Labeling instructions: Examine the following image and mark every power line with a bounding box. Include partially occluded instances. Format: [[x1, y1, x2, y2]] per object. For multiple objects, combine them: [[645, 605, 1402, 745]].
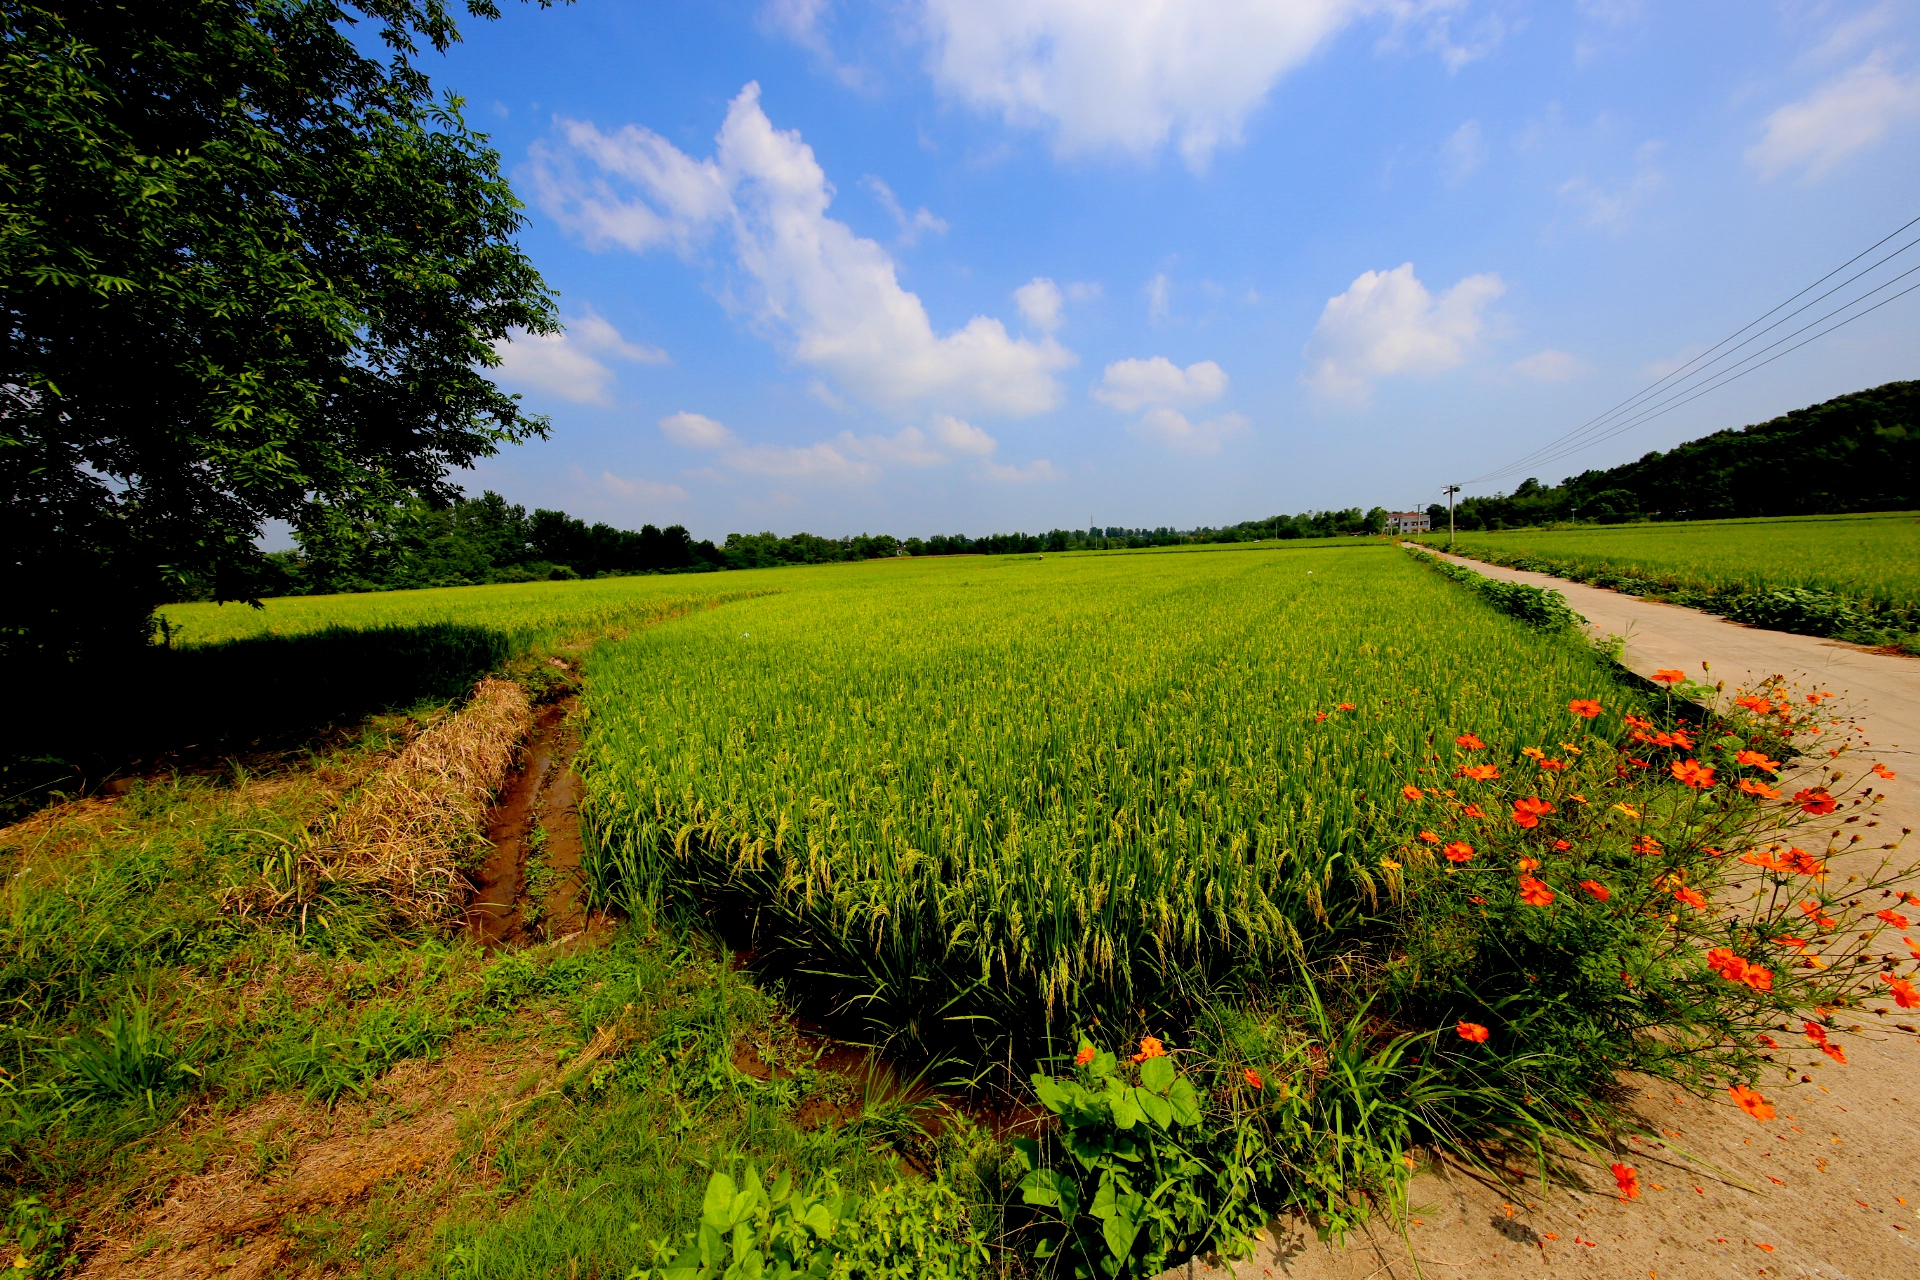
[[1480, 263, 1920, 481], [1459, 213, 1920, 490]]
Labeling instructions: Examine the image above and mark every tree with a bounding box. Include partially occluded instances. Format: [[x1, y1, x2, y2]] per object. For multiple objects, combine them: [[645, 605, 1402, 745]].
[[0, 0, 560, 663]]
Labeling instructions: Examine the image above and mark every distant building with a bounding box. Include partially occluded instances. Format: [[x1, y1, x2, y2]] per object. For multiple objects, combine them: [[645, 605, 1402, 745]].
[[1387, 510, 1431, 535]]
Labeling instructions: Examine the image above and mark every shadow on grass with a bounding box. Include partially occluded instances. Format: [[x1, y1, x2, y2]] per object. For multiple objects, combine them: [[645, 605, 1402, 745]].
[[2, 623, 514, 822]]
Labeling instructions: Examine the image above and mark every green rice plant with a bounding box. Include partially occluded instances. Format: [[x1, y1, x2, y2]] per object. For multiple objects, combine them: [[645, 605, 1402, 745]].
[[578, 546, 1644, 1054]]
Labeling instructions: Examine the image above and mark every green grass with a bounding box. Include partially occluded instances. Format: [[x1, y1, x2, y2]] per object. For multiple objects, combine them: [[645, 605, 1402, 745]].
[[0, 738, 941, 1279], [1418, 510, 1920, 616], [578, 543, 1645, 1054]]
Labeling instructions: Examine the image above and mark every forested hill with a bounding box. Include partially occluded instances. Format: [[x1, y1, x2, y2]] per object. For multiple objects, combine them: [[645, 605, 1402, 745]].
[[1443, 380, 1917, 529]]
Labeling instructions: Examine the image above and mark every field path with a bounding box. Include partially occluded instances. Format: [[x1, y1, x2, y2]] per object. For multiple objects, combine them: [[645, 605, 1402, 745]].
[[1168, 548, 1920, 1280]]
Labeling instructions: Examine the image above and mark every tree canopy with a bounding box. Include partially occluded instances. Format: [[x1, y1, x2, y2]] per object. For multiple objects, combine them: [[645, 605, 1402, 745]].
[[1, 0, 558, 663], [1434, 381, 1918, 531]]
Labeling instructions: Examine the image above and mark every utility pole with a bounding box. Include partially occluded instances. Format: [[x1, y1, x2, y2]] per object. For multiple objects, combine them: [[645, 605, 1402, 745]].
[[1444, 485, 1461, 546]]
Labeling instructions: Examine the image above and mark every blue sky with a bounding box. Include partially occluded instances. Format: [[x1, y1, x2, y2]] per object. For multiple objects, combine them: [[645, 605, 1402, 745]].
[[428, 0, 1920, 540]]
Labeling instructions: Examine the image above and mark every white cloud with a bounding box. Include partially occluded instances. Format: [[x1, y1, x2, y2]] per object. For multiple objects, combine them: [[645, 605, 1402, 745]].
[[490, 306, 667, 405], [531, 84, 1074, 417], [1440, 119, 1484, 184], [1510, 348, 1593, 382], [759, 0, 873, 88], [1065, 281, 1103, 302], [1128, 407, 1249, 456], [1557, 140, 1663, 230], [1748, 51, 1920, 180], [981, 458, 1061, 483], [720, 441, 880, 484], [861, 175, 950, 244], [1640, 344, 1702, 380], [931, 414, 999, 456], [834, 426, 947, 467], [1146, 272, 1172, 323], [914, 1, 1472, 169], [528, 120, 731, 254], [659, 411, 738, 449], [1304, 262, 1504, 403], [601, 471, 691, 502], [1093, 356, 1228, 412], [1015, 277, 1065, 331]]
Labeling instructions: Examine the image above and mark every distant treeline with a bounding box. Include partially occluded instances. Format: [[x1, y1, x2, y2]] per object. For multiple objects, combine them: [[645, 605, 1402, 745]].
[[234, 504, 1389, 597], [220, 381, 1917, 597], [1436, 380, 1917, 531]]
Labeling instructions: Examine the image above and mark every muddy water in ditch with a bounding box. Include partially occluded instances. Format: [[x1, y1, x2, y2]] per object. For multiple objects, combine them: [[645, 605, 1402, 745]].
[[465, 697, 593, 948]]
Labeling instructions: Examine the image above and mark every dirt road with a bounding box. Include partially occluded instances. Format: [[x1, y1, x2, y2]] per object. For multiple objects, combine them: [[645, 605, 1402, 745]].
[[1171, 549, 1920, 1280]]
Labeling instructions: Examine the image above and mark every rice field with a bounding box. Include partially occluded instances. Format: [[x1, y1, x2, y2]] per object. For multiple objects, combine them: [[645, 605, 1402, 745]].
[[578, 543, 1643, 1045], [1418, 511, 1920, 615], [157, 571, 790, 649]]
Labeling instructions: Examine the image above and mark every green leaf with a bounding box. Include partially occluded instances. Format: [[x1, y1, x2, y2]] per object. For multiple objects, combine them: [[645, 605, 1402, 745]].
[[702, 1173, 738, 1228], [1168, 1077, 1202, 1126], [1035, 1074, 1074, 1114], [1138, 1054, 1175, 1094], [1109, 1088, 1144, 1130], [1101, 1211, 1142, 1263], [1134, 1085, 1173, 1128], [1010, 1136, 1041, 1171]]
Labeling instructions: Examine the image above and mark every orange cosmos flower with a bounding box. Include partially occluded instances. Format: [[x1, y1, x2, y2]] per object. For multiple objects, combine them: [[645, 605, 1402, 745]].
[[1131, 1036, 1166, 1063], [1803, 1020, 1830, 1046], [1552, 839, 1573, 851], [1881, 974, 1920, 1010], [1522, 746, 1546, 760], [1740, 850, 1790, 872], [1075, 1044, 1096, 1066], [1510, 796, 1554, 829], [1517, 857, 1540, 871], [1735, 749, 1781, 772], [1799, 899, 1837, 929], [1455, 732, 1485, 750], [1737, 779, 1781, 799], [1568, 699, 1602, 718], [1674, 885, 1708, 909], [1735, 695, 1772, 714], [1418, 830, 1441, 844], [1462, 803, 1487, 818], [1402, 784, 1424, 801], [1728, 1084, 1775, 1122], [1784, 848, 1825, 876], [1458, 764, 1500, 781], [1822, 1041, 1847, 1065], [1243, 1067, 1265, 1090], [1624, 713, 1654, 730], [1670, 759, 1716, 789], [1651, 669, 1685, 685], [1612, 1163, 1640, 1200], [1336, 702, 1356, 711], [1538, 757, 1566, 771], [1905, 936, 1920, 961], [1579, 879, 1610, 901], [1877, 909, 1912, 929], [1456, 1020, 1490, 1043], [1872, 763, 1897, 780], [1444, 841, 1475, 863], [1793, 787, 1837, 816], [1519, 876, 1555, 906], [1315, 711, 1329, 722], [1630, 835, 1663, 855]]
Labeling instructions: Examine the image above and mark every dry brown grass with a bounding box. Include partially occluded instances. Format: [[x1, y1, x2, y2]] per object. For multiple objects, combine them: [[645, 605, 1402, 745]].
[[317, 677, 533, 928]]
